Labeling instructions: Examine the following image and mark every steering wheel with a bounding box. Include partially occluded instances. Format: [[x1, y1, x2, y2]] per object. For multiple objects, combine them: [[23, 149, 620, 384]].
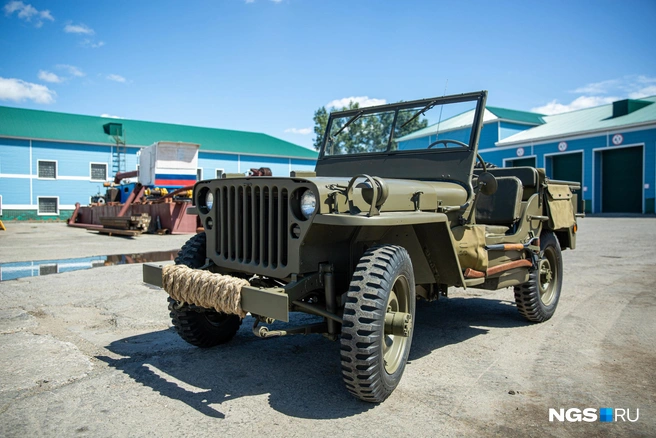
[[427, 139, 469, 149], [427, 138, 487, 172]]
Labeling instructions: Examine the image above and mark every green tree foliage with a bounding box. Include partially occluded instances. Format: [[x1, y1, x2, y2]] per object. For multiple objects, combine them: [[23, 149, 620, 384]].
[[313, 106, 329, 151], [313, 101, 428, 154]]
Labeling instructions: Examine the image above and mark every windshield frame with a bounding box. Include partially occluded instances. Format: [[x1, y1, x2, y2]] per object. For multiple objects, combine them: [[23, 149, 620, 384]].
[[319, 91, 487, 159]]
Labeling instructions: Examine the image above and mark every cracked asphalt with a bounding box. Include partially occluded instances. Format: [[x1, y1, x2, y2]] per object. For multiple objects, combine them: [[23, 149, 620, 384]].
[[0, 219, 654, 437]]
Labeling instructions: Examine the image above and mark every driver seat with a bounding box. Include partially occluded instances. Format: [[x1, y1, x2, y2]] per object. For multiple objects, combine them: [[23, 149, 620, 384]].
[[475, 176, 523, 235]]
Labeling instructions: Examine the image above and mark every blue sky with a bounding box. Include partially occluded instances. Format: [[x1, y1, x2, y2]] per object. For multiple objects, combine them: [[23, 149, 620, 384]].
[[1, 0, 655, 149]]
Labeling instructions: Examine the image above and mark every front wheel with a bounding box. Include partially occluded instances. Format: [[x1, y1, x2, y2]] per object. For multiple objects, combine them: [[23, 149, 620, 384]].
[[514, 231, 563, 322], [169, 233, 242, 348], [340, 245, 416, 403]]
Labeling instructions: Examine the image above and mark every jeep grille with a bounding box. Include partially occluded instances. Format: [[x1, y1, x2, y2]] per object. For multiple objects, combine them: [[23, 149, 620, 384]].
[[216, 183, 289, 268]]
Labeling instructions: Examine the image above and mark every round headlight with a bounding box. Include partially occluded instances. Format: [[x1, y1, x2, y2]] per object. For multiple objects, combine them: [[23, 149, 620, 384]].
[[300, 190, 317, 219], [205, 191, 214, 211]]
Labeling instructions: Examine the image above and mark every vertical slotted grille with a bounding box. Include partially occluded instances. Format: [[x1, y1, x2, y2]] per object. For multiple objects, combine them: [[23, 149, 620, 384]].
[[215, 183, 289, 269]]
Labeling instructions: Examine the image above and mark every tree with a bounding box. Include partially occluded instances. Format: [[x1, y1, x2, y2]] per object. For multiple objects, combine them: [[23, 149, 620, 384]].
[[313, 101, 428, 154]]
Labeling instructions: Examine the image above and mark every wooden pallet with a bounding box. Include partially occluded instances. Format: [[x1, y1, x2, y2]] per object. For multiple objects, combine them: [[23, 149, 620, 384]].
[[94, 228, 142, 237], [100, 213, 151, 231]]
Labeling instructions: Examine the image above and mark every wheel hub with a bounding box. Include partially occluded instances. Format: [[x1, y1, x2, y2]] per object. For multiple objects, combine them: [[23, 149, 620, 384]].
[[382, 275, 412, 374], [538, 256, 555, 305], [385, 311, 413, 337]]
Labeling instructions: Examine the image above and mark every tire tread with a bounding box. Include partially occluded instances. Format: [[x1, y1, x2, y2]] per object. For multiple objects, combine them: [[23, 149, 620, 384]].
[[340, 245, 415, 403]]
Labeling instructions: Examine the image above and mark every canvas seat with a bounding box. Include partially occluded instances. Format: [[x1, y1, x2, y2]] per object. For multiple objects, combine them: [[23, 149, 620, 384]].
[[475, 176, 523, 234]]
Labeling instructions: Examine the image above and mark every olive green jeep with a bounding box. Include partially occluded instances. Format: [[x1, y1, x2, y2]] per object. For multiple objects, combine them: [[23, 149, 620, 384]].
[[143, 91, 581, 403]]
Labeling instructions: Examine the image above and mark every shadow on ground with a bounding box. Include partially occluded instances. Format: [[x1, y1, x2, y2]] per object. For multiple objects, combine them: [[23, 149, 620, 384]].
[[97, 295, 530, 420], [410, 294, 530, 361]]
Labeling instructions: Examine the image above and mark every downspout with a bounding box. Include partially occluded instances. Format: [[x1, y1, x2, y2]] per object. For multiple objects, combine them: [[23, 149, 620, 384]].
[[29, 139, 33, 205]]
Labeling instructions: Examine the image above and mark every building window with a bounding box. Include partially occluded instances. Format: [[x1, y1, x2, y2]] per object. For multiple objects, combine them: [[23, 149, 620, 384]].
[[216, 169, 224, 179], [38, 160, 57, 179], [38, 197, 59, 215], [90, 163, 108, 181], [197, 168, 203, 181]]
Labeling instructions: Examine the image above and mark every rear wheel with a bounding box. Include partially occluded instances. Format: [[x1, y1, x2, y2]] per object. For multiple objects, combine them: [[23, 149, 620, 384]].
[[514, 231, 563, 322], [340, 245, 416, 403], [169, 233, 241, 348]]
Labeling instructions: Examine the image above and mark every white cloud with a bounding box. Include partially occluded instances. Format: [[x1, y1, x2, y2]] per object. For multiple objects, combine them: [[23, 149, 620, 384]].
[[629, 86, 656, 99], [244, 0, 255, 2], [284, 127, 312, 135], [326, 96, 387, 109], [38, 9, 52, 21], [63, 23, 104, 47], [56, 64, 85, 77], [81, 39, 104, 48], [64, 23, 94, 35], [571, 79, 619, 95], [4, 1, 54, 27], [0, 76, 56, 104], [534, 75, 656, 115], [271, 0, 283, 2], [101, 113, 123, 119], [532, 96, 619, 115], [37, 70, 63, 83], [627, 76, 656, 99], [106, 74, 126, 83]]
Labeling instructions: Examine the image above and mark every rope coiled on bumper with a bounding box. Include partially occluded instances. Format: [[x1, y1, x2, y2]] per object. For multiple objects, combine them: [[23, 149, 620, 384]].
[[162, 264, 249, 318]]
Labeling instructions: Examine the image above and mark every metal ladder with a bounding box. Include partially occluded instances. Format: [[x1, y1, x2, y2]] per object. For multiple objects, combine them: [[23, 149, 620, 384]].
[[112, 139, 127, 176]]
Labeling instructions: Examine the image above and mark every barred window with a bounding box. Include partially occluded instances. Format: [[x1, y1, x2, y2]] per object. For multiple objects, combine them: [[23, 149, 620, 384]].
[[38, 160, 57, 179], [38, 197, 58, 215], [91, 163, 107, 181]]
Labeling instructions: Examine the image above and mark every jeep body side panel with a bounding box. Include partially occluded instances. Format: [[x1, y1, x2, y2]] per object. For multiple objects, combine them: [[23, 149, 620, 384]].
[[337, 215, 465, 288]]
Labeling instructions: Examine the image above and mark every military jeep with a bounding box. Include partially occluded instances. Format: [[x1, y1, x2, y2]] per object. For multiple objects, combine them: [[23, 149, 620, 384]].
[[143, 91, 581, 403]]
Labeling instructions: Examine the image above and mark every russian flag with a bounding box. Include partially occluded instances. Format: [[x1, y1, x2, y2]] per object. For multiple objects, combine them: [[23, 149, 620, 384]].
[[154, 173, 196, 188]]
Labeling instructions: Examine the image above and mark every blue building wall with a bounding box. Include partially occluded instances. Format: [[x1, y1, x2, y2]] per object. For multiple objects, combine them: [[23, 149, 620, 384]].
[[195, 152, 315, 180], [499, 121, 534, 140], [197, 152, 239, 179], [398, 122, 500, 151], [478, 127, 656, 213], [0, 138, 30, 174], [241, 155, 290, 177], [291, 158, 316, 171], [31, 141, 112, 177], [0, 136, 318, 219]]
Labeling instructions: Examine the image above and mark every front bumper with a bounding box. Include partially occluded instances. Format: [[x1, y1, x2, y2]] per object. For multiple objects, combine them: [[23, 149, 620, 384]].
[[143, 262, 290, 322]]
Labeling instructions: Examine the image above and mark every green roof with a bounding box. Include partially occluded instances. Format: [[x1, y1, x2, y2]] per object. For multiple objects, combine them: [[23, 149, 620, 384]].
[[486, 106, 545, 125], [497, 96, 656, 146], [396, 106, 544, 142], [0, 106, 318, 159]]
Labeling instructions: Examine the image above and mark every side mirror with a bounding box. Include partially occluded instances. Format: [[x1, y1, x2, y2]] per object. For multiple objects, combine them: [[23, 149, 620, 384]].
[[478, 172, 498, 196]]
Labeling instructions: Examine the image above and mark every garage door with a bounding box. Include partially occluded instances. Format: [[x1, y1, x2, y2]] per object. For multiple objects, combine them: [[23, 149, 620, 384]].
[[552, 152, 583, 212], [601, 146, 642, 213], [507, 157, 536, 167]]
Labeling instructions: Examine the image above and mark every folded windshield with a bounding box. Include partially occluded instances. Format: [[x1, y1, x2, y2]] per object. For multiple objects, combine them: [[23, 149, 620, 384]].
[[323, 98, 479, 157]]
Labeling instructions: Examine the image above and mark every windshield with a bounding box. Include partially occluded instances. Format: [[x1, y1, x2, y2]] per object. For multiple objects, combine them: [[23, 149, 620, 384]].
[[322, 98, 479, 157]]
